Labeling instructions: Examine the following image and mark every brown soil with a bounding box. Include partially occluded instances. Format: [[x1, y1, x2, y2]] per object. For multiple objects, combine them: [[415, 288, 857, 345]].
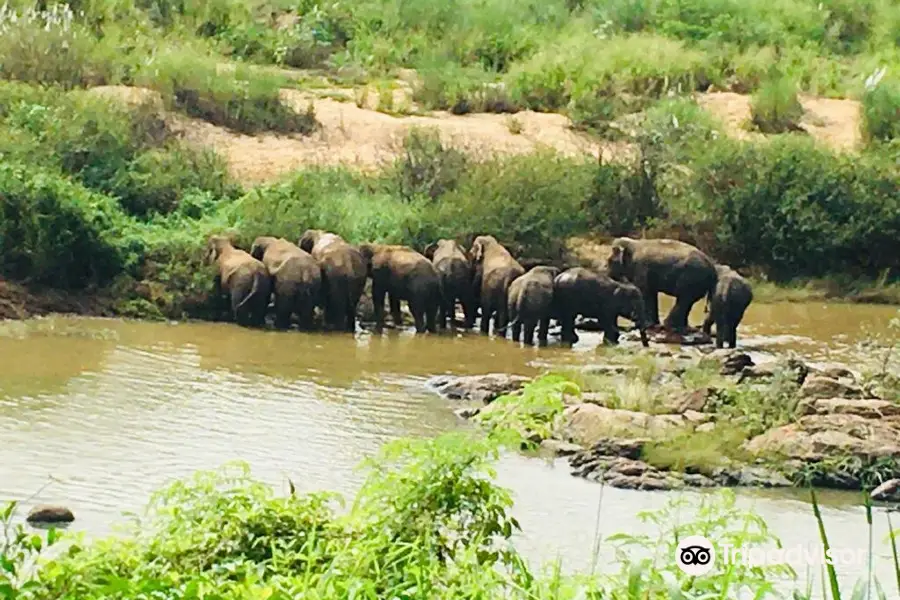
[[697, 92, 862, 151], [0, 278, 116, 321]]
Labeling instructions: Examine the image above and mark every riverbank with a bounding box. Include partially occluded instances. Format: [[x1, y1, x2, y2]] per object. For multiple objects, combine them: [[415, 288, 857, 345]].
[[432, 336, 900, 499], [3, 430, 898, 599]]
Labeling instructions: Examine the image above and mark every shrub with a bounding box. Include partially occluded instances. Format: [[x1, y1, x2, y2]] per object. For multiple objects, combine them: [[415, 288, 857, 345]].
[[413, 61, 517, 114], [0, 163, 130, 288], [0, 86, 240, 217], [141, 48, 319, 134], [749, 75, 804, 133], [692, 136, 900, 279], [390, 126, 468, 202], [0, 4, 112, 88], [861, 74, 900, 144]]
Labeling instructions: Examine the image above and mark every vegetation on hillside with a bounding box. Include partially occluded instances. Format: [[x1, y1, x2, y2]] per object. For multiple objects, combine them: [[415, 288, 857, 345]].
[[0, 0, 897, 317]]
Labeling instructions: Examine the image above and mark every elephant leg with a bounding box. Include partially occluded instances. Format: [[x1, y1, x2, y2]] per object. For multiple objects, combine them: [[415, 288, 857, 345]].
[[495, 302, 510, 338], [298, 300, 315, 331], [461, 293, 477, 329], [480, 300, 492, 335], [559, 312, 578, 346], [437, 302, 447, 330], [389, 295, 403, 328], [602, 319, 620, 345], [511, 319, 522, 342], [409, 299, 426, 334], [425, 300, 438, 334], [273, 293, 293, 330], [663, 295, 698, 332], [701, 307, 714, 336], [715, 314, 727, 348], [643, 289, 660, 327], [372, 284, 387, 333], [523, 320, 537, 346], [537, 317, 550, 347]]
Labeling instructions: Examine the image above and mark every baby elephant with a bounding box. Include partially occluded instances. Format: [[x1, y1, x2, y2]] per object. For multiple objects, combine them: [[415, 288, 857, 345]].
[[554, 267, 649, 347], [250, 236, 322, 330], [205, 235, 272, 327], [506, 266, 560, 346], [702, 264, 753, 348]]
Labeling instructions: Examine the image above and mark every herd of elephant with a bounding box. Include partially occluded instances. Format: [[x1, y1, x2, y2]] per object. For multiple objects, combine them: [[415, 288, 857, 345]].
[[204, 230, 754, 349]]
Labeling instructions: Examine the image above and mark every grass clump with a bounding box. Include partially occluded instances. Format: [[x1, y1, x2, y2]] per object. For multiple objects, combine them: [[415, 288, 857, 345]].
[[861, 73, 900, 144], [749, 74, 805, 133], [141, 48, 318, 134]]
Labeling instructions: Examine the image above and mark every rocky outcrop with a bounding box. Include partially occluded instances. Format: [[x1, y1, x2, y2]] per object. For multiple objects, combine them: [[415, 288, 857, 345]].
[[799, 375, 867, 400], [429, 373, 529, 404], [744, 413, 900, 461], [26, 505, 75, 524], [560, 403, 686, 447], [870, 479, 900, 502]]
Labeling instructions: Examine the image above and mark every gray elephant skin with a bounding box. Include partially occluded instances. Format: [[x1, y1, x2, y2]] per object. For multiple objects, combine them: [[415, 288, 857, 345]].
[[424, 239, 476, 330], [358, 243, 442, 333], [554, 267, 649, 347], [250, 236, 322, 330], [298, 229, 367, 332], [606, 237, 717, 331], [205, 235, 272, 327], [471, 235, 525, 336], [702, 264, 753, 348], [507, 266, 560, 346]]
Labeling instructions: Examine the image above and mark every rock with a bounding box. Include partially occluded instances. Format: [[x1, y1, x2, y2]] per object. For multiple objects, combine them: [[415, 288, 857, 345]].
[[799, 375, 867, 400], [561, 404, 685, 447], [695, 422, 716, 434], [732, 466, 792, 488], [683, 410, 714, 424], [428, 374, 529, 404], [744, 414, 900, 462], [575, 456, 682, 491], [540, 439, 584, 457], [626, 326, 712, 346], [821, 367, 856, 382], [587, 437, 648, 460], [799, 398, 900, 419], [682, 473, 718, 487], [870, 479, 900, 502], [721, 352, 755, 376], [454, 407, 481, 419], [663, 388, 711, 413], [737, 366, 776, 383], [581, 364, 639, 377], [26, 505, 74, 524]]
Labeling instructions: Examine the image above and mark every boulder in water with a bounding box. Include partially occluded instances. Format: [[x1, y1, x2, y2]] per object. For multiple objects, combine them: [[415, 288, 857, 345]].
[[428, 373, 529, 404], [26, 504, 74, 524], [870, 479, 900, 502]]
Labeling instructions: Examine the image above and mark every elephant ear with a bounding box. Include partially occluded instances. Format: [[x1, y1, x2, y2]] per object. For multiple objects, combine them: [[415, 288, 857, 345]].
[[471, 239, 485, 263], [423, 242, 438, 260]]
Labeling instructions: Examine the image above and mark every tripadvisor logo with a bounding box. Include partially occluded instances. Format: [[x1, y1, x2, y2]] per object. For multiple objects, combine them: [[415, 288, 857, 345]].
[[675, 535, 716, 576]]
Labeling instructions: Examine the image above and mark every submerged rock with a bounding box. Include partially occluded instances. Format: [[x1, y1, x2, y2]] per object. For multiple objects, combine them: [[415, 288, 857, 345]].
[[428, 373, 529, 404], [624, 326, 712, 346], [541, 439, 585, 457], [26, 505, 74, 524]]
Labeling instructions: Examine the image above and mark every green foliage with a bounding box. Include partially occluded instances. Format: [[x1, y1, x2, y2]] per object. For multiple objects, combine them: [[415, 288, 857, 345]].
[[750, 75, 805, 133], [861, 75, 900, 144], [703, 365, 803, 436], [0, 162, 131, 288], [475, 374, 580, 447], [140, 47, 318, 134]]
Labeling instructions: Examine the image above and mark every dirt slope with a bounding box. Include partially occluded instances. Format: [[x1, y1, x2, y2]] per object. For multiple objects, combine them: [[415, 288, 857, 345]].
[[697, 92, 862, 151], [88, 84, 862, 186]]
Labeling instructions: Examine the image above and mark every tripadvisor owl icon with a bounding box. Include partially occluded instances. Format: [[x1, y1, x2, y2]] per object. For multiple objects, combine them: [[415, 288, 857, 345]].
[[676, 535, 716, 576]]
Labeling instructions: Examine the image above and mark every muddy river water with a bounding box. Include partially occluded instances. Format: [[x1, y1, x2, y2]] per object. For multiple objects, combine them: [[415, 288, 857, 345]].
[[1, 300, 898, 596]]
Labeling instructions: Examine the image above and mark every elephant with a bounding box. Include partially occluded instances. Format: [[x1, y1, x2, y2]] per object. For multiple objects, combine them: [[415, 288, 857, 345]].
[[702, 264, 753, 348], [357, 243, 442, 333], [553, 267, 649, 347], [470, 235, 525, 337], [423, 239, 476, 330], [205, 235, 272, 327], [506, 266, 560, 346], [249, 236, 322, 330], [298, 229, 367, 332], [606, 237, 717, 332]]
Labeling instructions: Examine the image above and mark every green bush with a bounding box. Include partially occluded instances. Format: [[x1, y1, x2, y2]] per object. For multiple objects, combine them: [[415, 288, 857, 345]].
[[691, 136, 900, 279], [861, 74, 900, 144], [749, 74, 804, 133], [0, 85, 240, 217], [140, 48, 319, 134], [0, 4, 113, 88], [0, 163, 130, 288]]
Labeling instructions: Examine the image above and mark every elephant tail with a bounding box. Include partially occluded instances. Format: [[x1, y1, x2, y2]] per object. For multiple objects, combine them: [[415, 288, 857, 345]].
[[235, 268, 265, 312]]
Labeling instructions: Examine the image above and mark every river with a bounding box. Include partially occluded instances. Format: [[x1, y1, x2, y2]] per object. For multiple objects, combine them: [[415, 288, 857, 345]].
[[0, 300, 897, 596]]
